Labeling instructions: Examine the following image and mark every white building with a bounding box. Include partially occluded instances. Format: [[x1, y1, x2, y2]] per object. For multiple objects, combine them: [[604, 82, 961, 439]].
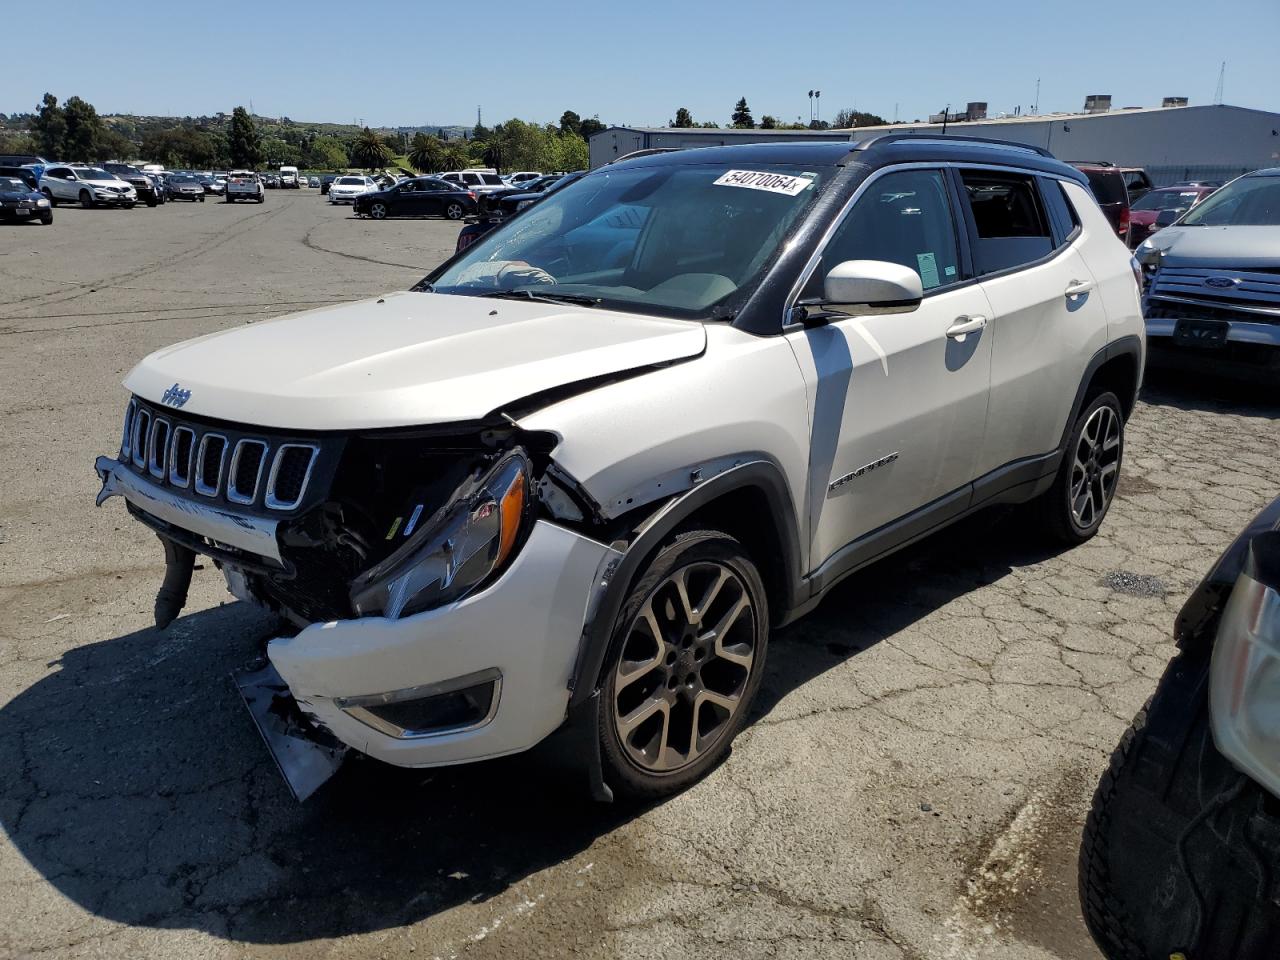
[[590, 103, 1280, 185]]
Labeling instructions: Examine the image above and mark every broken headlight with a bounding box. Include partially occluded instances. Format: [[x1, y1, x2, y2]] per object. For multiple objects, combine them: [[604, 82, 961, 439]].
[[349, 451, 530, 619]]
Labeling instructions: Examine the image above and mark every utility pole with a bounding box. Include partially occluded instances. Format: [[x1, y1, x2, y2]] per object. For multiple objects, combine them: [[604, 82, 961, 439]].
[[1033, 78, 1040, 115], [941, 104, 950, 134], [815, 91, 821, 126], [1214, 62, 1226, 104]]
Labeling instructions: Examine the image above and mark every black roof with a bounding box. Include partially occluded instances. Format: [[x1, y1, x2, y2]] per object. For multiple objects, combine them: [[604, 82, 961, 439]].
[[610, 134, 1087, 185]]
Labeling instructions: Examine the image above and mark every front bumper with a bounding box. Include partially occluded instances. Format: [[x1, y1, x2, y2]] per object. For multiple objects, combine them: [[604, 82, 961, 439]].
[[329, 193, 359, 204], [268, 520, 616, 769], [1146, 316, 1280, 349], [95, 452, 619, 774]]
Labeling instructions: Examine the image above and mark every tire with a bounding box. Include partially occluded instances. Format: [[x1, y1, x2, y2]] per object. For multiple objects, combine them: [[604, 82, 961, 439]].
[[598, 529, 769, 800], [198, 195, 204, 202], [146, 198, 157, 208], [80, 190, 93, 209], [124, 202, 136, 209], [41, 187, 57, 207], [369, 201, 388, 220], [41, 214, 53, 225], [256, 194, 264, 203], [1079, 650, 1280, 959], [1035, 391, 1123, 545], [445, 202, 465, 221]]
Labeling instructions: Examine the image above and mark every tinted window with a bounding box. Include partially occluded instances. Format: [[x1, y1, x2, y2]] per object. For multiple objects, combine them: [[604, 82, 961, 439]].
[[481, 174, 504, 185], [803, 169, 962, 298], [960, 171, 1054, 274], [461, 173, 481, 185], [1040, 179, 1080, 242], [1080, 169, 1127, 206]]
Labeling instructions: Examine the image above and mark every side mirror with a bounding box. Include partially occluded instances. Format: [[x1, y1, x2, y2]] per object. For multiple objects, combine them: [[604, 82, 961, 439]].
[[1155, 209, 1181, 228], [819, 260, 924, 316]]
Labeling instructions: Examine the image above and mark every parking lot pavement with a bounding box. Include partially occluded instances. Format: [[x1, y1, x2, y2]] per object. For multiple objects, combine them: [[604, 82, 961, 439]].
[[1, 193, 1276, 960]]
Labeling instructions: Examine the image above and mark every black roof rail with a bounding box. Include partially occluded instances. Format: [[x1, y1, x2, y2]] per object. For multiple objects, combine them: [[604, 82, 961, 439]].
[[1064, 160, 1116, 167], [853, 132, 1055, 158]]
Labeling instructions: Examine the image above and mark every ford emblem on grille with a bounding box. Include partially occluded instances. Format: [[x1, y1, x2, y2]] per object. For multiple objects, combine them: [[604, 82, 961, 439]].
[[161, 383, 192, 408], [1203, 277, 1238, 288]]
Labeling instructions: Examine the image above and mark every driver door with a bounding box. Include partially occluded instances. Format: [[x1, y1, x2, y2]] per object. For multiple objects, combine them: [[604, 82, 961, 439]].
[[785, 168, 994, 572]]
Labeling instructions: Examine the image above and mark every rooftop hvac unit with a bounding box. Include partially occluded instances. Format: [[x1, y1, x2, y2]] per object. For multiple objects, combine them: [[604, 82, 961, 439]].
[[1083, 94, 1112, 113]]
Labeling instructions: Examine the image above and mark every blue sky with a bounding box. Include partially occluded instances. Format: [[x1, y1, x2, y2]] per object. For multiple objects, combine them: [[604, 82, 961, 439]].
[[8, 0, 1278, 128]]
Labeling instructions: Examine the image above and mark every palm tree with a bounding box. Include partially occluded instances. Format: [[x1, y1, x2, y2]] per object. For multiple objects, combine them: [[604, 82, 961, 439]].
[[407, 133, 445, 173], [350, 127, 390, 171], [440, 143, 468, 172]]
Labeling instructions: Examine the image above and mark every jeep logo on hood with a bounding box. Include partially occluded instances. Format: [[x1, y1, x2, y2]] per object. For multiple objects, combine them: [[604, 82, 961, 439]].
[[161, 383, 192, 408]]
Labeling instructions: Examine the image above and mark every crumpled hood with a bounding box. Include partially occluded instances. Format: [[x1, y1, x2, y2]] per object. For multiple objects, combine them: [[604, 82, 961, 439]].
[[124, 291, 706, 430], [1145, 225, 1280, 268]]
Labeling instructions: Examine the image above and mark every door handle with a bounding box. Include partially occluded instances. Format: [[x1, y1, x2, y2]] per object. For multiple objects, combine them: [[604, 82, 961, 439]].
[[946, 315, 987, 340], [1065, 279, 1094, 297]]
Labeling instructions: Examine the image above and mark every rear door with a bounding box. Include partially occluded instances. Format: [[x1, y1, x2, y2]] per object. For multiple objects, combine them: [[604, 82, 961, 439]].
[[785, 167, 994, 569], [956, 170, 1109, 478]]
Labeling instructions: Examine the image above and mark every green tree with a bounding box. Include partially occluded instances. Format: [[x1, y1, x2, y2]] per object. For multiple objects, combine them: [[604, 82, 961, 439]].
[[261, 137, 302, 166], [830, 108, 888, 129], [62, 96, 104, 160], [760, 115, 777, 129], [32, 93, 66, 158], [440, 143, 468, 172], [473, 120, 491, 141], [407, 132, 445, 172], [671, 107, 694, 128], [579, 117, 605, 139], [559, 110, 582, 137], [229, 106, 262, 168], [350, 127, 390, 169], [731, 97, 754, 129], [94, 126, 135, 161], [308, 135, 349, 169]]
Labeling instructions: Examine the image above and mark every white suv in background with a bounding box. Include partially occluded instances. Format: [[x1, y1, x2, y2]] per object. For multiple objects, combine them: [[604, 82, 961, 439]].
[[40, 165, 138, 208], [438, 170, 509, 194], [95, 136, 1143, 802], [327, 175, 377, 204]]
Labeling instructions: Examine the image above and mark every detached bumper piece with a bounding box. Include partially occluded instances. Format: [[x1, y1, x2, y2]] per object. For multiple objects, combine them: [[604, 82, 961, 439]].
[[234, 662, 347, 802]]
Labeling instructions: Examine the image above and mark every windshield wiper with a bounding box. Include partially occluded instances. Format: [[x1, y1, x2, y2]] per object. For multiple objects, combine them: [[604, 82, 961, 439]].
[[478, 289, 603, 307]]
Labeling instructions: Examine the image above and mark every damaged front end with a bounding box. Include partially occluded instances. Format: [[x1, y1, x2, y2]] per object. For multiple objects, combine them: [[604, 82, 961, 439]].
[[96, 396, 618, 800]]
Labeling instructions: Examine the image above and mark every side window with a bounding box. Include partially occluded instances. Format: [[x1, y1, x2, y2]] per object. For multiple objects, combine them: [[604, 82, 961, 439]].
[[959, 171, 1054, 274], [1039, 177, 1080, 244], [462, 173, 481, 186], [802, 169, 962, 299]]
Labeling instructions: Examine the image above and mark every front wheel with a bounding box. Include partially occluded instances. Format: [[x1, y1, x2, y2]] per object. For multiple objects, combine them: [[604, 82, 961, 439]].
[[598, 529, 769, 800], [80, 190, 93, 209], [445, 202, 465, 221], [198, 195, 204, 202], [41, 213, 53, 225], [1035, 391, 1123, 545], [146, 198, 158, 208], [369, 201, 388, 220]]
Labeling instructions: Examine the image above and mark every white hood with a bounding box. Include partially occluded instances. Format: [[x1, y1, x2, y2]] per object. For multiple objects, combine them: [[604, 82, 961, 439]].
[[124, 291, 706, 430]]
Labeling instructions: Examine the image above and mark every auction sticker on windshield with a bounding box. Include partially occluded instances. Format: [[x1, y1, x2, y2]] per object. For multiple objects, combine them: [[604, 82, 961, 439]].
[[713, 170, 815, 196]]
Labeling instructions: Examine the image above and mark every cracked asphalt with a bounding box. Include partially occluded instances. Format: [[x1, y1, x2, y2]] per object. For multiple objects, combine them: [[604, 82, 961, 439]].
[[1, 191, 1277, 959]]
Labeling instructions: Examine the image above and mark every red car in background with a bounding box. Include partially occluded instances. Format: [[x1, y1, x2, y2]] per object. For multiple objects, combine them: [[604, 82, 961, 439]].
[[1127, 184, 1217, 248]]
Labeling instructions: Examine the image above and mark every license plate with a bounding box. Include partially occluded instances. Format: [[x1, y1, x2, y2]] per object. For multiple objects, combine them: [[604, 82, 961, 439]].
[[14, 208, 30, 216], [1173, 317, 1229, 349]]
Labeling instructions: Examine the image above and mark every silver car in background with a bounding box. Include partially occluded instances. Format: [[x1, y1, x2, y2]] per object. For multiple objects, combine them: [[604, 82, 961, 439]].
[[1138, 168, 1280, 372]]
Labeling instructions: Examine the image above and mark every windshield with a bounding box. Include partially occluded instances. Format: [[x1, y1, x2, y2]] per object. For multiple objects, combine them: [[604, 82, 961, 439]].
[[1182, 175, 1280, 226], [0, 177, 30, 191], [77, 168, 115, 181], [1132, 189, 1205, 212], [425, 163, 830, 319], [336, 177, 365, 185], [170, 175, 197, 183]]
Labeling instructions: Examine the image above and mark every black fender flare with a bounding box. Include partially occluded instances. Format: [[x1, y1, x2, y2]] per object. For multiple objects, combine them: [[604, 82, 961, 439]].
[[567, 458, 804, 709]]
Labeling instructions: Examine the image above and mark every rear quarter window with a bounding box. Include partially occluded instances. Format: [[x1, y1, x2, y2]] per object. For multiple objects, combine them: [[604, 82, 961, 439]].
[[1082, 170, 1127, 206]]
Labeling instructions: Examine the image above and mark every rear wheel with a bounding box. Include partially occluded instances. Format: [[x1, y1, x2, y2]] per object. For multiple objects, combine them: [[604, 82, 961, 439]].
[[599, 529, 769, 800], [445, 202, 465, 220], [1035, 391, 1123, 545], [79, 190, 93, 209]]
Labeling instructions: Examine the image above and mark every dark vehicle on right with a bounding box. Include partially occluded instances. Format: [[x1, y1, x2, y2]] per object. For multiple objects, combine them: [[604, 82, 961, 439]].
[[1080, 495, 1280, 960], [1070, 161, 1132, 243], [102, 162, 163, 207], [352, 177, 478, 220]]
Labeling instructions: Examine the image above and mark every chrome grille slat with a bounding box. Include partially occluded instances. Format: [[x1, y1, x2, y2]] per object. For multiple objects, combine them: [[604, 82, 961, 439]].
[[169, 427, 195, 488], [148, 418, 170, 479], [265, 444, 320, 511], [131, 409, 151, 469], [195, 433, 228, 498], [121, 399, 137, 459], [227, 439, 268, 505]]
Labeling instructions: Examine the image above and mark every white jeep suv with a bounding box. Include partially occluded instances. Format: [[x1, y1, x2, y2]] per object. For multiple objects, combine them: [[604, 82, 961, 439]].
[[95, 136, 1143, 801]]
